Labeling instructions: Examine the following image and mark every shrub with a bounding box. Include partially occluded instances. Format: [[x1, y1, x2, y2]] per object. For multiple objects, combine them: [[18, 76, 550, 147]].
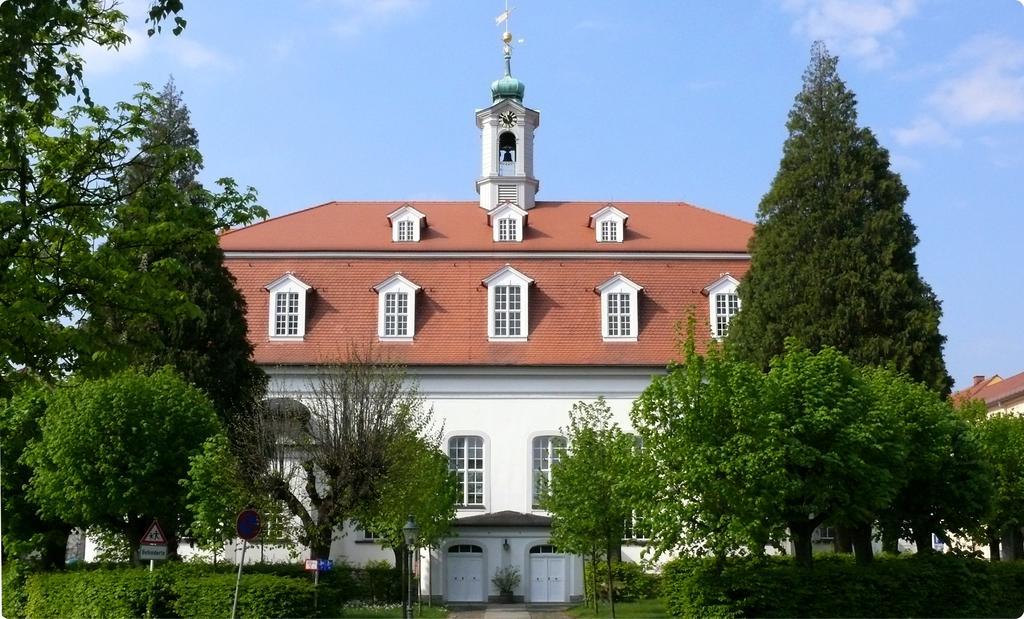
[[2, 559, 31, 618], [171, 573, 317, 619], [661, 553, 1024, 618], [584, 560, 661, 603], [24, 567, 173, 619]]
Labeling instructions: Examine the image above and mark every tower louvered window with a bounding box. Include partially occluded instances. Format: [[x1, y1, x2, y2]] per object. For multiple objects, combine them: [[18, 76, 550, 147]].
[[498, 184, 517, 204]]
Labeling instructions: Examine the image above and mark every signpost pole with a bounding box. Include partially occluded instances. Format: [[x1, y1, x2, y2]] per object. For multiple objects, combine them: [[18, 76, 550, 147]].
[[231, 539, 247, 619]]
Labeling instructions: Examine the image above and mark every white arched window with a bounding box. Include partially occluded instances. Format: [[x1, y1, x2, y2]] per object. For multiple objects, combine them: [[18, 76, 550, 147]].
[[532, 435, 566, 508]]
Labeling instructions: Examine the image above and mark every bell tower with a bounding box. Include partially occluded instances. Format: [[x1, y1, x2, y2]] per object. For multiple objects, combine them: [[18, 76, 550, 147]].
[[476, 24, 540, 211]]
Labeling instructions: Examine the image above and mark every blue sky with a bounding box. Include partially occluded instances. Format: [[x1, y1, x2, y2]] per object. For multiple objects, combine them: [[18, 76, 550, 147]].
[[82, 0, 1024, 390]]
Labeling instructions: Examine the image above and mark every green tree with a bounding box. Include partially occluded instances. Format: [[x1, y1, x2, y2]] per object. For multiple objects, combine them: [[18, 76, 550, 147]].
[[236, 349, 444, 559], [546, 398, 637, 616], [727, 41, 950, 396], [182, 433, 255, 556], [0, 384, 71, 567], [634, 335, 904, 568], [973, 413, 1024, 560], [0, 0, 185, 394], [867, 368, 991, 554], [762, 342, 903, 566], [24, 367, 221, 561], [80, 78, 267, 426], [631, 329, 781, 564]]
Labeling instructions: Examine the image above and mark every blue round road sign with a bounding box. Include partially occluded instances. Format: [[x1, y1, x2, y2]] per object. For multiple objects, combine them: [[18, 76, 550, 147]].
[[236, 509, 262, 541]]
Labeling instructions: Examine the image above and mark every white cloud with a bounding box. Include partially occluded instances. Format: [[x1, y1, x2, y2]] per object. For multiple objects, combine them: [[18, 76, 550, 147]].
[[79, 26, 152, 74], [781, 0, 917, 67], [171, 38, 232, 70], [892, 115, 959, 147], [76, 0, 231, 75], [330, 0, 425, 39], [928, 36, 1024, 125], [888, 152, 922, 171]]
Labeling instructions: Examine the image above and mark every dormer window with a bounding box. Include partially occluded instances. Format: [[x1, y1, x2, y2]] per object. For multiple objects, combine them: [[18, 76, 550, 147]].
[[596, 273, 642, 342], [600, 220, 618, 242], [373, 274, 421, 342], [589, 205, 628, 243], [387, 204, 426, 243], [703, 274, 741, 339], [488, 203, 527, 243], [483, 265, 533, 342], [498, 217, 518, 241], [265, 273, 312, 340]]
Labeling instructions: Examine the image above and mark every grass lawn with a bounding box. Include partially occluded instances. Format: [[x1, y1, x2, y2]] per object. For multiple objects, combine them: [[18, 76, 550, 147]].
[[336, 603, 448, 618], [567, 598, 668, 618]]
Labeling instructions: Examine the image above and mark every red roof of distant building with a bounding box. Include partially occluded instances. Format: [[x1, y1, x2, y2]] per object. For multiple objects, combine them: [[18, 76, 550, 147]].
[[953, 370, 1024, 407]]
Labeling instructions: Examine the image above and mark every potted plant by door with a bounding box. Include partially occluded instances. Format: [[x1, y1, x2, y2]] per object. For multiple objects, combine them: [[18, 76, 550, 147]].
[[492, 565, 521, 603]]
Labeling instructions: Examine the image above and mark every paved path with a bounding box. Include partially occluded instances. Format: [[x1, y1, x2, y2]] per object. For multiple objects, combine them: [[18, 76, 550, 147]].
[[448, 604, 571, 619]]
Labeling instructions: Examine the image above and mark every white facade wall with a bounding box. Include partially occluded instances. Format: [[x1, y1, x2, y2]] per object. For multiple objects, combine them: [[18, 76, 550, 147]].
[[266, 364, 660, 602]]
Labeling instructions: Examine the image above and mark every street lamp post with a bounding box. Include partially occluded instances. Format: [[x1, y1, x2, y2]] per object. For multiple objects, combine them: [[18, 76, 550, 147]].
[[402, 515, 419, 619]]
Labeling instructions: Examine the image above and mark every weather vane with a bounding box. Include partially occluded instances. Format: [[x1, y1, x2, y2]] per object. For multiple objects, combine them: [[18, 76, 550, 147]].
[[495, 1, 523, 59]]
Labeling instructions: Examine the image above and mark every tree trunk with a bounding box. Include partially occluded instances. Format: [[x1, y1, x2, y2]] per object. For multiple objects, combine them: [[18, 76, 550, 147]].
[[789, 521, 814, 568], [913, 527, 932, 554], [989, 537, 1001, 562], [310, 524, 332, 560], [606, 551, 616, 619], [590, 550, 600, 613], [851, 524, 873, 565], [1003, 526, 1024, 561], [833, 526, 853, 554], [880, 524, 899, 554]]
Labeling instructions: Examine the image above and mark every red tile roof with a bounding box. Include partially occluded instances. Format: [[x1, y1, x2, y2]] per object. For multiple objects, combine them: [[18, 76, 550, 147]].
[[227, 257, 747, 367], [220, 201, 753, 253], [222, 201, 753, 367], [956, 370, 1024, 408]]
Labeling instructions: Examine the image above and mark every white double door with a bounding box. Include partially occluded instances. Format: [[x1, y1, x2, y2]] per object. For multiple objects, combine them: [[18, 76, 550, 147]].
[[448, 555, 484, 602], [529, 556, 566, 603]]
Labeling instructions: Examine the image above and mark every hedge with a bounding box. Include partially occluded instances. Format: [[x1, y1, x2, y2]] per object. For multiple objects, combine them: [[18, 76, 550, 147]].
[[584, 560, 661, 602], [23, 568, 172, 619], [661, 553, 1024, 618], [20, 561, 399, 618]]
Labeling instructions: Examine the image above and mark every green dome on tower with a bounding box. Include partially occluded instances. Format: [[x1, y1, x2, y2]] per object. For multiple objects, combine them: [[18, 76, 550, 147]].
[[491, 74, 525, 102], [491, 39, 524, 103]]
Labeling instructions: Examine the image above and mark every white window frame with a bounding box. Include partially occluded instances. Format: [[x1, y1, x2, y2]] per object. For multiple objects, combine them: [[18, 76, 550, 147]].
[[595, 273, 642, 342], [532, 435, 566, 509], [483, 265, 533, 342], [589, 204, 628, 243], [387, 204, 426, 243], [373, 273, 420, 342], [448, 435, 486, 508], [488, 203, 527, 243], [704, 274, 741, 340], [265, 273, 311, 340]]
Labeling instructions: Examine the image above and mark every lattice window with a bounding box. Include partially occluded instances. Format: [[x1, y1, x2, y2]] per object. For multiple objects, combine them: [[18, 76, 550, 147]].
[[383, 292, 408, 337], [715, 292, 739, 338], [532, 436, 566, 508], [607, 293, 631, 337], [396, 220, 415, 242], [600, 220, 619, 242], [449, 436, 485, 506], [274, 292, 300, 336], [493, 285, 522, 336]]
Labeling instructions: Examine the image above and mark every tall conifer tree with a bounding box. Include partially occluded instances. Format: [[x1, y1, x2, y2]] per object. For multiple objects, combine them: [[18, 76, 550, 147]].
[[82, 78, 267, 425], [728, 42, 951, 395]]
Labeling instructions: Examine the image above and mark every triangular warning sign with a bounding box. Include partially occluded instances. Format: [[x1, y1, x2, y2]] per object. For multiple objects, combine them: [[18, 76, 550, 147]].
[[141, 520, 167, 545]]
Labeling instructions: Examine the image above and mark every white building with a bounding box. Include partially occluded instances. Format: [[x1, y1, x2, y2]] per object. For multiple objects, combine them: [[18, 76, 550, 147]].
[[219, 34, 752, 603]]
